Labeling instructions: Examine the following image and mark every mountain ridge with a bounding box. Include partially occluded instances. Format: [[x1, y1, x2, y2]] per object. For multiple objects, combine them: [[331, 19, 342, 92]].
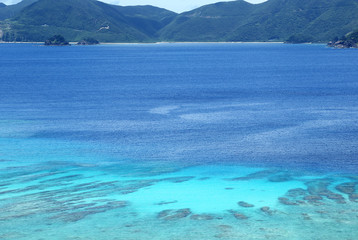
[[0, 0, 177, 42], [0, 0, 357, 43], [0, 0, 38, 20], [161, 0, 358, 42]]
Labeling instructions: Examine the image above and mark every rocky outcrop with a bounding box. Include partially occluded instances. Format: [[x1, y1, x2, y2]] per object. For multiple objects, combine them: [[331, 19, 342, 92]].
[[44, 35, 70, 46], [328, 31, 358, 49], [328, 40, 357, 49]]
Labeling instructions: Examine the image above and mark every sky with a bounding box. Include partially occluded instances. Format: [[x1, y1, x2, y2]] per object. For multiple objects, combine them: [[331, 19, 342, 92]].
[[1, 0, 267, 13]]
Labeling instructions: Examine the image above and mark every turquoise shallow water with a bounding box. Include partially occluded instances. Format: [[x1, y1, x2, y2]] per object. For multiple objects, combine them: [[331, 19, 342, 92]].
[[0, 43, 358, 239], [1, 158, 358, 240]]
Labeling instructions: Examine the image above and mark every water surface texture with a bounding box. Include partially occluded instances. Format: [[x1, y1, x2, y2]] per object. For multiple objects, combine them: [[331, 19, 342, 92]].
[[0, 43, 358, 239]]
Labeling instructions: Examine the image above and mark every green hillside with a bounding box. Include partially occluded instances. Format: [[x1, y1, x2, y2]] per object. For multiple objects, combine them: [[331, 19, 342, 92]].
[[159, 1, 255, 42], [0, 0, 38, 20], [114, 5, 177, 37], [0, 0, 176, 42], [160, 0, 358, 42]]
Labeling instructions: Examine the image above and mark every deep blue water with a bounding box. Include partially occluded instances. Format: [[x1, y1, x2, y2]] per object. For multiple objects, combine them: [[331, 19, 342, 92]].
[[1, 43, 358, 172], [1, 43, 358, 240]]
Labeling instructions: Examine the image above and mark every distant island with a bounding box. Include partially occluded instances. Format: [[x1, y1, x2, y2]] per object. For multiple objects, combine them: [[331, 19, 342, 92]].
[[44, 35, 69, 46], [1, 0, 358, 44]]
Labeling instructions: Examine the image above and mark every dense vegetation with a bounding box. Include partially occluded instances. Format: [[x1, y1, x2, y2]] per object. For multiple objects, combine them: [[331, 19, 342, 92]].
[[160, 0, 358, 42], [0, 0, 176, 42], [285, 34, 314, 44], [328, 30, 358, 48], [0, 0, 37, 20], [0, 0, 358, 43], [77, 37, 100, 45], [44, 34, 69, 46]]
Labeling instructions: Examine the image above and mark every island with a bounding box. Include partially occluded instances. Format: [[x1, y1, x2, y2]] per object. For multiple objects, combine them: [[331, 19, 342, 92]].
[[44, 35, 70, 46]]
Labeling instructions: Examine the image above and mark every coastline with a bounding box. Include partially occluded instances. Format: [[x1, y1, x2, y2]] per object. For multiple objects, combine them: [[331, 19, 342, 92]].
[[0, 41, 285, 45], [100, 41, 286, 45], [0, 41, 42, 44], [0, 41, 329, 46]]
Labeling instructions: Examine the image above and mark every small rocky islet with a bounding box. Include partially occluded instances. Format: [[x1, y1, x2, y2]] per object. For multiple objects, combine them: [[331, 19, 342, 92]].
[[44, 35, 70, 46]]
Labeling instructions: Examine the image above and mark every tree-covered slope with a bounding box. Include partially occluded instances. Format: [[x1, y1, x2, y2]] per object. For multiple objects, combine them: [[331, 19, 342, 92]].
[[160, 0, 358, 42], [114, 5, 177, 37], [159, 0, 255, 42], [1, 0, 176, 42], [0, 0, 38, 20], [300, 0, 358, 41]]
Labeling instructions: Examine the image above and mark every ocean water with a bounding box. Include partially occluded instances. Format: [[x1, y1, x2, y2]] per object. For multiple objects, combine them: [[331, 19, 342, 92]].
[[0, 43, 358, 239]]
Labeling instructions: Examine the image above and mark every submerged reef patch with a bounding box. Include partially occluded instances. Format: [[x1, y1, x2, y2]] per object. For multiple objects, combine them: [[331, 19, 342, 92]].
[[157, 208, 192, 220], [228, 210, 249, 220], [1, 164, 358, 239], [238, 201, 255, 208]]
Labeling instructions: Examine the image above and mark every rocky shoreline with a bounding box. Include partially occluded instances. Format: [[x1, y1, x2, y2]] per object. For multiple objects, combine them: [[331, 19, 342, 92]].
[[327, 40, 358, 49], [328, 30, 358, 49]]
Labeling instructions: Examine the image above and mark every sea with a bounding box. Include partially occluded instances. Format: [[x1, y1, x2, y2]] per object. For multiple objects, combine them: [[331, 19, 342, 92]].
[[0, 43, 357, 240]]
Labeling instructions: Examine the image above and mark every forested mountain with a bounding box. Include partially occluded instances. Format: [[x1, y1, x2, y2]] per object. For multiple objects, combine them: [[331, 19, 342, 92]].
[[160, 0, 358, 42], [0, 0, 357, 43], [0, 0, 38, 20], [0, 0, 176, 42]]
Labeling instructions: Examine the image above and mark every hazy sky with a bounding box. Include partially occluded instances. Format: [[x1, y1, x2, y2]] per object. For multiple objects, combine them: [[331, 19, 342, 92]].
[[1, 0, 267, 13]]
